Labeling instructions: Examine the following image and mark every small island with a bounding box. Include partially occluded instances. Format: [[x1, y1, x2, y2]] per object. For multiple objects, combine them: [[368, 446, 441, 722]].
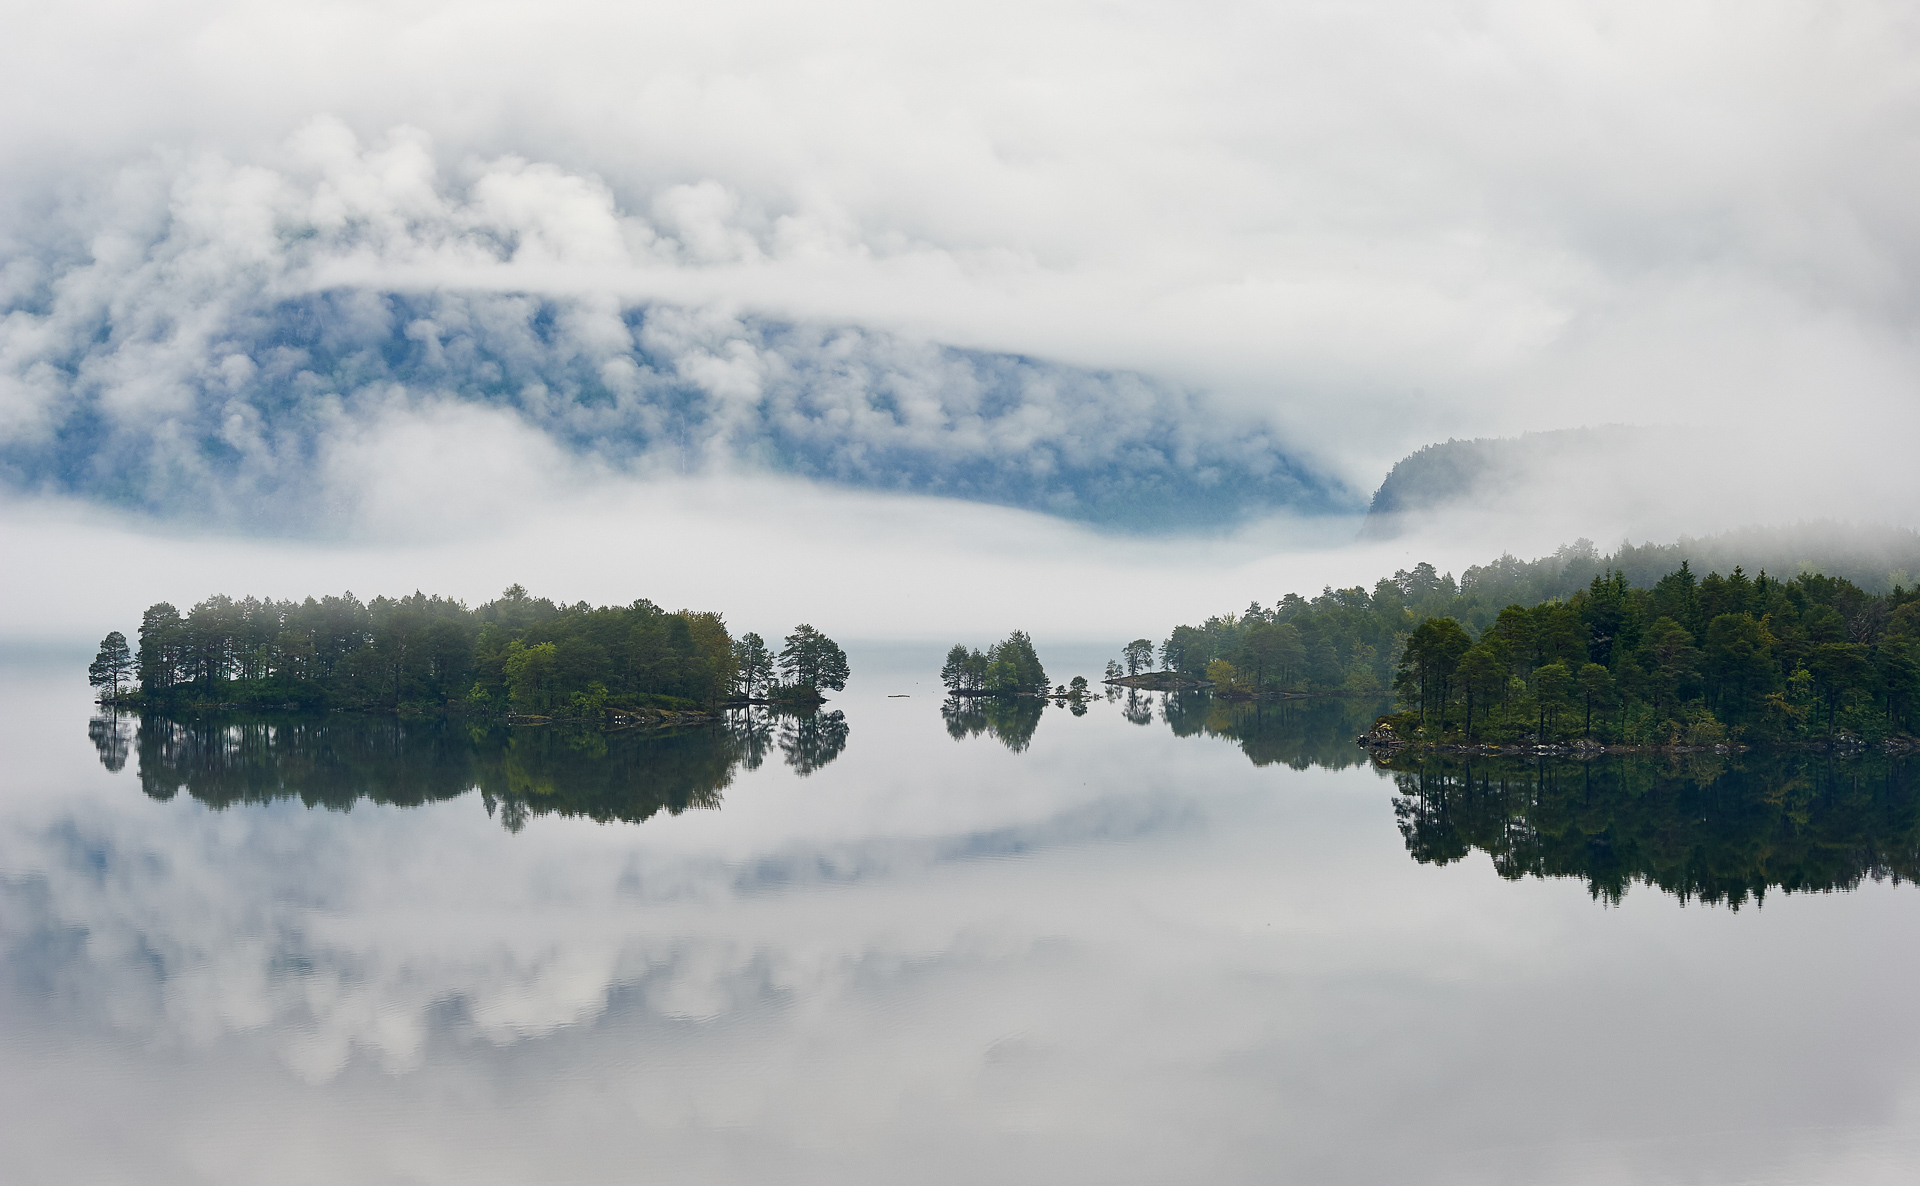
[[88, 585, 849, 726], [940, 631, 1074, 699]]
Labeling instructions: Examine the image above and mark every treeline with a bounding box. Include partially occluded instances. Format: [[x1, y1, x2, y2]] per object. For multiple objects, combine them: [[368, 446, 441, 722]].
[[1150, 560, 1480, 696], [1149, 533, 1920, 719], [1391, 564, 1920, 745], [94, 585, 849, 715]]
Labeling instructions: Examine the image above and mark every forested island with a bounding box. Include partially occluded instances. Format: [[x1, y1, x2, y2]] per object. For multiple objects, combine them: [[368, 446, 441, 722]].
[[1148, 537, 1919, 750], [939, 632, 1089, 700], [88, 585, 849, 720]]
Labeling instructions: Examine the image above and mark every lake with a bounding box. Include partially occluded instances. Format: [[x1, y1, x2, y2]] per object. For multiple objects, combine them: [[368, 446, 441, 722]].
[[6, 644, 1920, 1185]]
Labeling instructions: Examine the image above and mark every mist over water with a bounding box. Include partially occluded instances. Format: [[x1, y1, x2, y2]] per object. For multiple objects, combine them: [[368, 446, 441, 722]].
[[9, 651, 1920, 1184]]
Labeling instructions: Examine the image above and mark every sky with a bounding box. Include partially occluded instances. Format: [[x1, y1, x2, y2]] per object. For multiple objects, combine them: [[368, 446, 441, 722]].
[[4, 0, 1919, 643]]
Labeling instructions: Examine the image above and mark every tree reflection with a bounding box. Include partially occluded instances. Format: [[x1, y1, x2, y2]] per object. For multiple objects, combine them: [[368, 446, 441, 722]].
[[726, 708, 775, 772], [774, 706, 850, 775], [135, 715, 475, 809], [127, 710, 804, 831], [941, 695, 1045, 752], [1161, 692, 1386, 770], [470, 722, 737, 829], [1387, 752, 1920, 907], [87, 710, 131, 772]]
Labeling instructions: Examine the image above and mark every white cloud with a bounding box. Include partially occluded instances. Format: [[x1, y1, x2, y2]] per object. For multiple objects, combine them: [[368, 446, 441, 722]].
[[0, 0, 1913, 636], [1, 2, 1917, 507], [0, 119, 1331, 528]]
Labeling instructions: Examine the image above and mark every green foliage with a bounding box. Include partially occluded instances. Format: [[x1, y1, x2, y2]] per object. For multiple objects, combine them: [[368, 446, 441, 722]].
[[89, 631, 133, 697], [1533, 661, 1573, 740], [1167, 540, 1920, 746], [119, 586, 744, 715], [731, 633, 774, 698], [944, 644, 986, 692], [1376, 561, 1920, 745], [776, 624, 850, 693], [940, 630, 1048, 696]]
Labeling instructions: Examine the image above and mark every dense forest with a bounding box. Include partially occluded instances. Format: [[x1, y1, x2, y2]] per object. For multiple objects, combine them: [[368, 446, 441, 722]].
[[1380, 562, 1920, 745], [90, 585, 848, 717], [1149, 552, 1589, 699], [1151, 535, 1920, 747]]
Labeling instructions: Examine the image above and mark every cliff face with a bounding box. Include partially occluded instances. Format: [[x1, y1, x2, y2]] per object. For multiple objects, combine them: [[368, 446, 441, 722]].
[[1359, 426, 1655, 540]]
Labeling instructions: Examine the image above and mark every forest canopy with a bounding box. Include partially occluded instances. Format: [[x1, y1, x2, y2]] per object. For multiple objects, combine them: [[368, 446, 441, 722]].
[[940, 632, 1049, 696], [1151, 542, 1919, 746], [1385, 564, 1919, 745], [99, 586, 848, 716]]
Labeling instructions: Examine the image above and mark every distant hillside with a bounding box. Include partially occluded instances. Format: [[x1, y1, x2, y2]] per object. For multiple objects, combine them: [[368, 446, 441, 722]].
[[1360, 426, 1655, 540], [1602, 523, 1920, 593], [1357, 428, 1920, 590], [1453, 522, 1920, 603]]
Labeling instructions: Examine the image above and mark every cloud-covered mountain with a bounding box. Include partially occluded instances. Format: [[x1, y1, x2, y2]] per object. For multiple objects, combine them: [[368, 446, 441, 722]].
[[8, 2, 1920, 548], [1359, 427, 1662, 540], [0, 124, 1336, 532]]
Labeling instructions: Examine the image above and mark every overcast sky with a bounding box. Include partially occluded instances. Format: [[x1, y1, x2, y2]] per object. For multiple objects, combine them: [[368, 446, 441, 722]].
[[3, 0, 1917, 641]]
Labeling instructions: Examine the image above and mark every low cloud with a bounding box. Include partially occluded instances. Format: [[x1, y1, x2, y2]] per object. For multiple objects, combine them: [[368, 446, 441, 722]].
[[1, 2, 1918, 627], [0, 122, 1337, 531]]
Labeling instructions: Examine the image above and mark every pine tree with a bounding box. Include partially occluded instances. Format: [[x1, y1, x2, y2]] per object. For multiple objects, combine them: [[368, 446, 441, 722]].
[[778, 625, 851, 692], [88, 631, 133, 699], [732, 633, 773, 697]]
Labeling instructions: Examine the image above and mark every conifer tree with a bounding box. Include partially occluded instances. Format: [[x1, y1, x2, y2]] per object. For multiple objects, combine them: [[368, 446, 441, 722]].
[[88, 631, 133, 699]]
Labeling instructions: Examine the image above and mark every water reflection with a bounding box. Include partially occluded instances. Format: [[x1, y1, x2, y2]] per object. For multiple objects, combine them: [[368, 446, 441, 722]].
[[1387, 752, 1920, 907], [778, 708, 851, 774], [29, 666, 1920, 1183], [941, 695, 1045, 751], [1160, 692, 1385, 771], [86, 709, 131, 773], [103, 693, 1920, 913], [931, 688, 1920, 911], [120, 706, 847, 830]]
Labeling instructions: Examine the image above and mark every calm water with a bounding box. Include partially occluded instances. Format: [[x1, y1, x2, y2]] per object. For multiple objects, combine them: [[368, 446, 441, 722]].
[[7, 646, 1920, 1185]]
